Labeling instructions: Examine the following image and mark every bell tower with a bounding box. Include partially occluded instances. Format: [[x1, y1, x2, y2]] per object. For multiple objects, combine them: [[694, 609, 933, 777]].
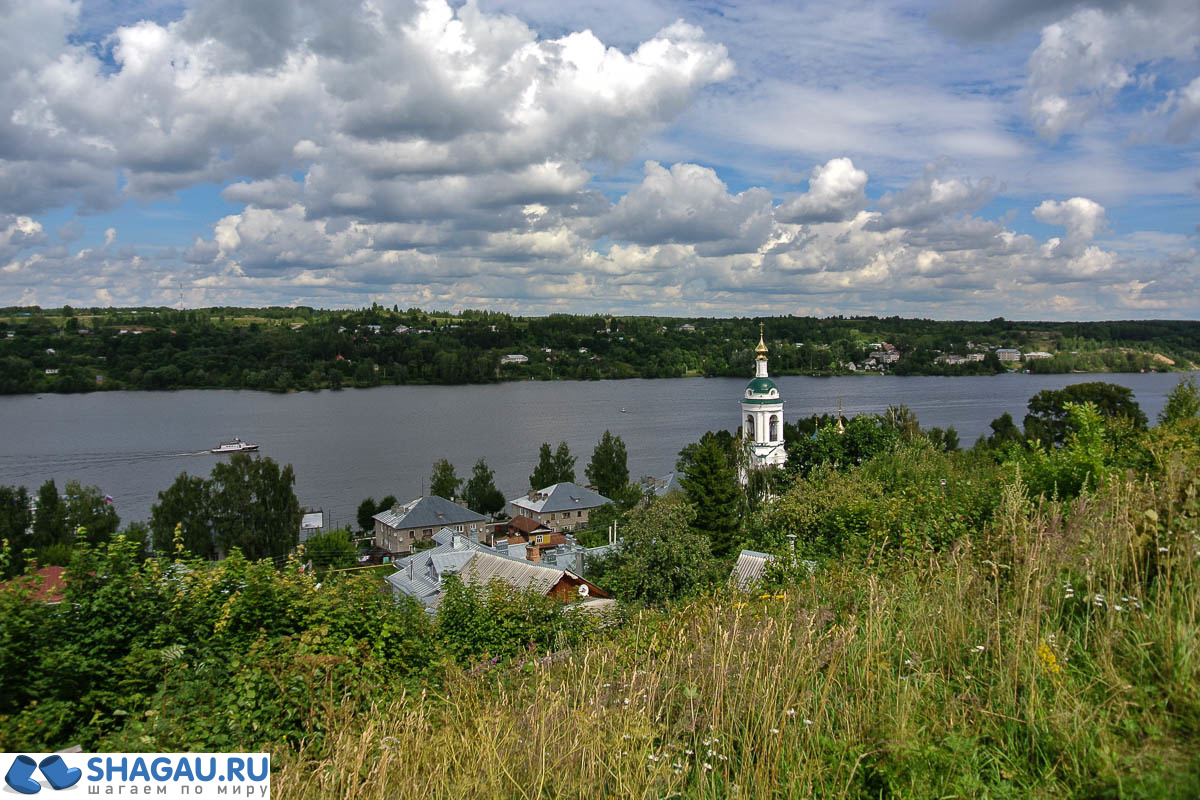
[[740, 324, 786, 483]]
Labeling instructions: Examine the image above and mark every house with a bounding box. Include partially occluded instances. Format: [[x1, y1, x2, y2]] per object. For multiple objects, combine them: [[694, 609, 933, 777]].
[[372, 495, 489, 554], [385, 528, 607, 607], [936, 354, 968, 366], [500, 514, 556, 541], [500, 354, 529, 364], [44, 368, 59, 375], [393, 325, 411, 334], [676, 324, 696, 332], [507, 482, 612, 532], [299, 509, 326, 543], [966, 353, 985, 362], [1024, 351, 1053, 360], [453, 551, 608, 604], [995, 348, 1022, 362]]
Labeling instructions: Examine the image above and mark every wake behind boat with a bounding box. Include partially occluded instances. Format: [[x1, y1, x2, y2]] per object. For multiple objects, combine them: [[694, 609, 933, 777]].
[[211, 437, 260, 454]]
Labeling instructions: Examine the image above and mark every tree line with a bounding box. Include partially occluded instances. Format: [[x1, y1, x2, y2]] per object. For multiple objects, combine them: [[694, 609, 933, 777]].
[[3, 305, 1197, 394]]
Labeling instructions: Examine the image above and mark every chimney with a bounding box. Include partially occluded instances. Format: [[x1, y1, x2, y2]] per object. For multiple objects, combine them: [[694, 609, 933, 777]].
[[526, 544, 542, 563], [453, 533, 467, 551]]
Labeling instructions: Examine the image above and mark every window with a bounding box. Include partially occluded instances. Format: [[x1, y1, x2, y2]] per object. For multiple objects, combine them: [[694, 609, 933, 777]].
[[578, 511, 583, 518], [746, 415, 755, 438], [769, 415, 779, 442]]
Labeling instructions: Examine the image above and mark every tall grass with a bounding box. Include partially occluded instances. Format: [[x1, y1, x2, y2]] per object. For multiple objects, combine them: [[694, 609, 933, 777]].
[[274, 461, 1200, 799]]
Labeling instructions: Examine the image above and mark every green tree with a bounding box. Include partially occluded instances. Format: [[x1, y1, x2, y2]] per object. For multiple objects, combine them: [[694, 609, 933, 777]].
[[530, 443, 557, 489], [678, 434, 743, 557], [0, 486, 32, 576], [926, 426, 960, 452], [982, 412, 1024, 449], [553, 441, 576, 484], [302, 527, 359, 573], [593, 494, 720, 606], [429, 458, 462, 499], [586, 430, 629, 499], [150, 473, 213, 558], [31, 479, 67, 551], [1024, 381, 1147, 446], [462, 458, 505, 516], [356, 496, 378, 534], [1159, 376, 1200, 425], [209, 454, 302, 561], [62, 481, 120, 546]]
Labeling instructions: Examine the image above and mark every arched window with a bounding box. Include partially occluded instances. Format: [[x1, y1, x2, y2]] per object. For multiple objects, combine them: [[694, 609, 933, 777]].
[[745, 415, 755, 439], [769, 415, 779, 442]]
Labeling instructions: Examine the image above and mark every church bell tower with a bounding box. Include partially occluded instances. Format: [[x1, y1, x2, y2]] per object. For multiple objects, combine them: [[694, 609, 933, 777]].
[[740, 324, 786, 482]]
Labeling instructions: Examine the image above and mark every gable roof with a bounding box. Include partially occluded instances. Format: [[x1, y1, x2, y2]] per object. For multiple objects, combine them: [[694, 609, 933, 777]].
[[384, 526, 495, 606], [373, 495, 488, 530], [509, 482, 612, 514], [508, 514, 553, 535], [2, 565, 67, 604], [458, 551, 568, 594]]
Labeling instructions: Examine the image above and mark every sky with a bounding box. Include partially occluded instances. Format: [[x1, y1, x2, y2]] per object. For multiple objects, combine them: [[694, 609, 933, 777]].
[[0, 0, 1198, 319]]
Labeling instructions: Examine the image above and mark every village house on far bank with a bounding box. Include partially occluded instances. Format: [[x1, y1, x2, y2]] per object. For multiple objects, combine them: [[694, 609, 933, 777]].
[[372, 495, 488, 555], [507, 482, 611, 532]]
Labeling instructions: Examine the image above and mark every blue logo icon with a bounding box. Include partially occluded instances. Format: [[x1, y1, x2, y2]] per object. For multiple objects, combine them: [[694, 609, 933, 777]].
[[4, 755, 82, 794]]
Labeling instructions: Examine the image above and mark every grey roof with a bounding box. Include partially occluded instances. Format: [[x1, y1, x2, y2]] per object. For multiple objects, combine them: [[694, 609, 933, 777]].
[[373, 495, 488, 530], [509, 482, 612, 514], [731, 549, 774, 592], [458, 551, 567, 595], [384, 527, 495, 607], [644, 472, 682, 497]]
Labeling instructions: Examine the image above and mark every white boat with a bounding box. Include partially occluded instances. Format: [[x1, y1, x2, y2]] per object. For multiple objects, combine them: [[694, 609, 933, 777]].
[[211, 437, 260, 454]]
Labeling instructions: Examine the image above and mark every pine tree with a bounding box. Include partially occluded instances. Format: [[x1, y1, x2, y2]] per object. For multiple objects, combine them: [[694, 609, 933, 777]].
[[429, 458, 462, 499], [553, 441, 576, 484], [463, 458, 505, 516], [678, 436, 742, 557], [586, 430, 629, 499], [529, 443, 557, 490], [32, 479, 67, 551]]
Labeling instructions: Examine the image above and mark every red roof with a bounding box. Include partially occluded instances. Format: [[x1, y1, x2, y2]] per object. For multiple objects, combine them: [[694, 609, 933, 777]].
[[508, 515, 549, 535], [3, 565, 67, 604]]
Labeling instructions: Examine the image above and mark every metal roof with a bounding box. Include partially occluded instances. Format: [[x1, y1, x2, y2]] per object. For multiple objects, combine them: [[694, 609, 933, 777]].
[[509, 482, 612, 514], [731, 549, 773, 592], [459, 551, 567, 595], [372, 495, 488, 530]]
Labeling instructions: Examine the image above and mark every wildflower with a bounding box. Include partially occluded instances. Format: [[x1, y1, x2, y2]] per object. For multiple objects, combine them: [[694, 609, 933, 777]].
[[673, 762, 683, 769], [804, 719, 813, 726], [904, 658, 915, 667], [770, 728, 780, 734], [1037, 639, 1061, 676], [786, 708, 797, 717], [972, 644, 986, 653], [774, 594, 786, 600], [703, 763, 713, 771], [702, 738, 711, 746], [685, 750, 694, 756], [718, 754, 729, 761], [706, 749, 716, 757], [622, 734, 631, 740], [1158, 546, 1169, 553]]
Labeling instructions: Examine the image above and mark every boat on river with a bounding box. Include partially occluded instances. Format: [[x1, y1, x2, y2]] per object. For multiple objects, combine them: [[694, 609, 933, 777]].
[[211, 437, 260, 454]]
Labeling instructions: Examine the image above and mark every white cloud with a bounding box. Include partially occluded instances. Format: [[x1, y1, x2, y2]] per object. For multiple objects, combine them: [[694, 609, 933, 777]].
[[776, 158, 868, 224], [1025, 1, 1200, 141], [1033, 196, 1107, 255]]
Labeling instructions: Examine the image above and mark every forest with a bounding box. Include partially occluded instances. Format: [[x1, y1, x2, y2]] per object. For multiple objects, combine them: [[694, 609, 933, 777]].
[[1, 304, 1197, 393], [2, 378, 1200, 797]]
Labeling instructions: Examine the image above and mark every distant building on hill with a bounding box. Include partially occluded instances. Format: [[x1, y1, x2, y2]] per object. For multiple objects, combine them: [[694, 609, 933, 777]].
[[741, 325, 786, 482], [995, 348, 1022, 362]]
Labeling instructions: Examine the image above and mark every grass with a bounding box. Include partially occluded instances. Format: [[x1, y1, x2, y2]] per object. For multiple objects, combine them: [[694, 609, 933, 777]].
[[272, 461, 1200, 799]]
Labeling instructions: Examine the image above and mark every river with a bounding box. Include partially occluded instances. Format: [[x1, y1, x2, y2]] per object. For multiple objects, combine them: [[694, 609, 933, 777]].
[[0, 371, 1193, 527]]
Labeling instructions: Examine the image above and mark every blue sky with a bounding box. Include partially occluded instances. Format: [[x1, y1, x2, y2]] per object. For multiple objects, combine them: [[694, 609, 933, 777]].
[[0, 0, 1197, 318]]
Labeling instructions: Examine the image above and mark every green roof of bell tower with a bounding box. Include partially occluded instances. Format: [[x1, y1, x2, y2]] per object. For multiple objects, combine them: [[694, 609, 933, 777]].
[[746, 377, 777, 394]]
